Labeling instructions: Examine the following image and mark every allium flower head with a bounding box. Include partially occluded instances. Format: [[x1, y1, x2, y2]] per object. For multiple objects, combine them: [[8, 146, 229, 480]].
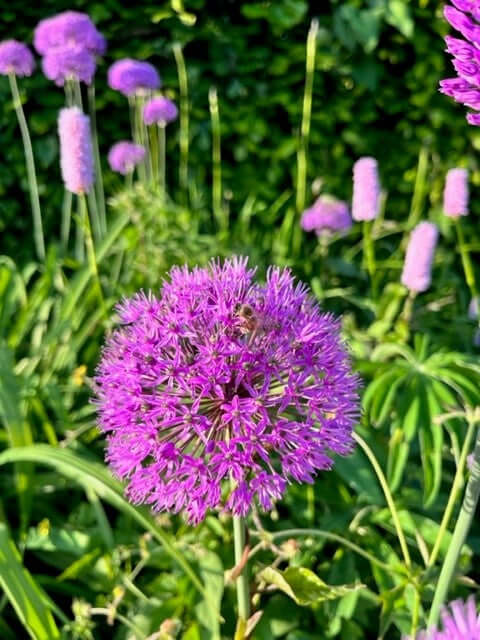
[[42, 45, 96, 86], [401, 222, 439, 293], [444, 168, 469, 217], [94, 258, 360, 524], [108, 141, 146, 175], [108, 59, 161, 97], [0, 40, 35, 77], [58, 107, 94, 195], [34, 11, 106, 56], [143, 97, 179, 126], [405, 596, 480, 639], [352, 157, 381, 222], [301, 196, 352, 236], [440, 3, 480, 124]]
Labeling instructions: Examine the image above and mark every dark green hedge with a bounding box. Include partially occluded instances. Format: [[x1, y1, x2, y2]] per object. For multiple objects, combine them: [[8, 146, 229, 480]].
[[0, 0, 477, 259]]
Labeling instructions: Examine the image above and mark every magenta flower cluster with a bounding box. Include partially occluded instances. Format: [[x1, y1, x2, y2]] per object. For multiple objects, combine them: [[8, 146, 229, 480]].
[[108, 59, 161, 97], [108, 142, 146, 175], [0, 40, 35, 77], [352, 157, 381, 222], [58, 107, 94, 195], [34, 11, 105, 86], [301, 196, 352, 236], [406, 597, 480, 640], [143, 97, 178, 126], [401, 222, 439, 293], [94, 258, 360, 524], [439, 2, 480, 125], [443, 168, 469, 217]]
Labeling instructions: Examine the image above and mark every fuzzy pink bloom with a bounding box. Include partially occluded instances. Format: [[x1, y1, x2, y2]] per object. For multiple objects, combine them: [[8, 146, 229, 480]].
[[58, 107, 94, 195], [401, 222, 439, 293], [444, 168, 469, 217], [352, 157, 381, 222]]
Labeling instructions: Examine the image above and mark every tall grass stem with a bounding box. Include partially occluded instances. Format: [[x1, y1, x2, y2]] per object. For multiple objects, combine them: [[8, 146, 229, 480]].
[[209, 87, 226, 230], [173, 43, 190, 202], [88, 84, 107, 236]]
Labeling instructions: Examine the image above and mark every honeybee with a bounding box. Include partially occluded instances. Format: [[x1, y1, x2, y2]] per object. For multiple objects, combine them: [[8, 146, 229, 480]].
[[234, 303, 260, 334]]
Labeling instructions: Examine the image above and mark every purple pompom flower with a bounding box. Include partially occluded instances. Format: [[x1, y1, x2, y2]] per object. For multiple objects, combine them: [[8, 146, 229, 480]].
[[444, 168, 469, 217], [405, 596, 480, 639], [94, 257, 360, 525], [401, 222, 439, 293], [0, 40, 35, 77], [352, 157, 381, 222], [58, 107, 94, 195], [301, 196, 352, 236], [108, 142, 146, 175], [42, 45, 96, 86], [108, 59, 161, 97], [143, 97, 178, 126], [34, 11, 106, 56], [440, 3, 480, 124]]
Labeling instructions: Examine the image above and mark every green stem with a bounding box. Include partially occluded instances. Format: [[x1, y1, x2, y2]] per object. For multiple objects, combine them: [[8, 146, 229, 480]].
[[455, 219, 478, 301], [209, 87, 225, 231], [130, 95, 146, 184], [79, 194, 106, 316], [293, 19, 318, 255], [88, 84, 107, 236], [407, 146, 429, 229], [363, 220, 376, 295], [428, 416, 477, 569], [173, 43, 190, 203], [233, 515, 250, 635], [158, 123, 166, 199], [8, 73, 45, 262], [61, 189, 73, 253], [354, 432, 412, 569], [428, 424, 480, 629], [75, 195, 84, 262], [149, 123, 159, 187], [72, 78, 83, 109]]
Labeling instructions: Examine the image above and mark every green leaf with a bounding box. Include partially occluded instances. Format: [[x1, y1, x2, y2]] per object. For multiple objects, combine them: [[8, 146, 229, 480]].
[[0, 522, 60, 639], [386, 0, 414, 38], [194, 549, 223, 639], [259, 566, 364, 606]]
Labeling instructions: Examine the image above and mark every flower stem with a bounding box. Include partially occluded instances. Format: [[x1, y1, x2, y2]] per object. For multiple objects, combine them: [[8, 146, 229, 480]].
[[61, 189, 73, 253], [8, 73, 45, 262], [173, 43, 190, 203], [233, 515, 250, 637], [427, 415, 477, 569], [428, 423, 480, 629], [209, 87, 226, 231], [455, 219, 478, 301], [353, 432, 411, 569], [158, 123, 166, 200], [79, 194, 106, 316], [363, 220, 376, 296], [88, 84, 107, 236], [407, 146, 429, 229]]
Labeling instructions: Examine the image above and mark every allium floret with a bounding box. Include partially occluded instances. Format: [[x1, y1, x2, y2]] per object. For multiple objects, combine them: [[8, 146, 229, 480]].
[[301, 196, 352, 236], [42, 45, 96, 86], [95, 258, 360, 524], [108, 59, 161, 97], [0, 40, 35, 77], [108, 141, 146, 175], [34, 11, 106, 56], [143, 97, 179, 126], [405, 596, 480, 639]]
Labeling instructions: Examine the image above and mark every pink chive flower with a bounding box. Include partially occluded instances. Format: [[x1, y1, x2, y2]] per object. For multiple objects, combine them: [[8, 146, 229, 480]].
[[58, 107, 94, 195], [440, 3, 480, 124], [444, 168, 469, 217], [108, 59, 161, 97], [108, 142, 146, 175], [42, 45, 96, 86], [404, 596, 480, 639], [143, 97, 178, 126], [94, 257, 360, 525], [301, 196, 352, 236], [0, 40, 35, 77], [401, 222, 439, 293], [352, 157, 381, 222], [34, 11, 106, 56]]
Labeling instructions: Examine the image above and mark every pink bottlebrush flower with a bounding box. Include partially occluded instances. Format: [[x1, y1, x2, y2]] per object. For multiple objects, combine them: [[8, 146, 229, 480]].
[[301, 196, 352, 236], [0, 40, 35, 77], [58, 107, 94, 195], [443, 168, 469, 217], [34, 11, 106, 56], [108, 59, 161, 97], [94, 257, 360, 525], [404, 596, 480, 639], [108, 141, 145, 175], [42, 45, 96, 86], [401, 222, 439, 293], [143, 97, 178, 126], [352, 157, 381, 222]]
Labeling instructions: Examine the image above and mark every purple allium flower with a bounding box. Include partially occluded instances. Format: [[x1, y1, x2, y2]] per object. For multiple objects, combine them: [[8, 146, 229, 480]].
[[0, 40, 35, 77], [143, 97, 178, 126], [401, 222, 439, 293], [58, 107, 94, 195], [443, 168, 469, 217], [108, 141, 146, 175], [34, 11, 106, 56], [440, 3, 480, 124], [405, 596, 480, 639], [301, 196, 352, 236], [352, 157, 381, 222], [108, 59, 161, 97], [94, 257, 360, 525], [469, 296, 479, 319], [42, 45, 96, 86]]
